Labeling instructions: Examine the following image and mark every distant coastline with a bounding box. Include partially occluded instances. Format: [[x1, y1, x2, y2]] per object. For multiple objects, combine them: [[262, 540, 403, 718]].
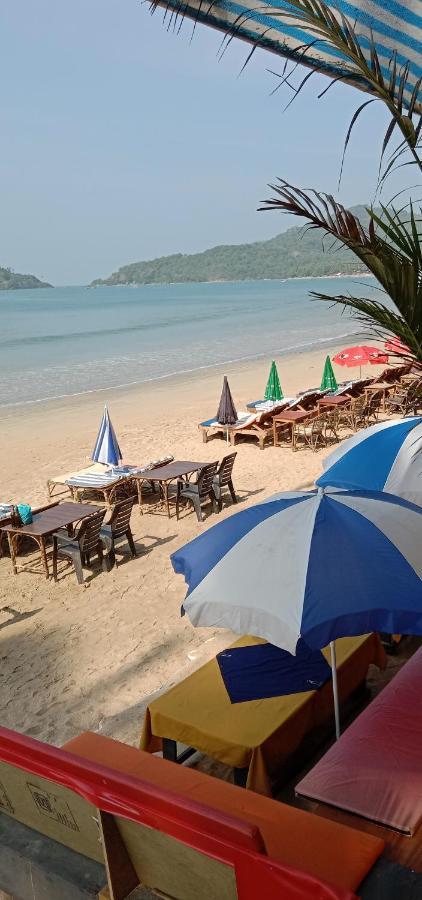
[[90, 271, 373, 288]]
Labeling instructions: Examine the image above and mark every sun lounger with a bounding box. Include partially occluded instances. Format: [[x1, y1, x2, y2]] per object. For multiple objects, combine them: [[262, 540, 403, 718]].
[[199, 409, 281, 450], [47, 458, 174, 506], [0, 725, 384, 900], [296, 646, 422, 836]]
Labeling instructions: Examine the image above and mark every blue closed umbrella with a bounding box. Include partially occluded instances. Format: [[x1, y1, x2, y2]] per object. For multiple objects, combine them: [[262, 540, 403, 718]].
[[92, 406, 122, 466], [172, 487, 422, 736], [317, 417, 422, 505]]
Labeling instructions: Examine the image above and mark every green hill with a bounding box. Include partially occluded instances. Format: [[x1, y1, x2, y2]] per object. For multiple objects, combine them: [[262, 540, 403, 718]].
[[0, 266, 52, 290], [91, 205, 372, 286]]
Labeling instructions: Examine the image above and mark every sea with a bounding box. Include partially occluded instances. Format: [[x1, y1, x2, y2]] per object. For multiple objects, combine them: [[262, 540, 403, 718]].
[[0, 277, 378, 408]]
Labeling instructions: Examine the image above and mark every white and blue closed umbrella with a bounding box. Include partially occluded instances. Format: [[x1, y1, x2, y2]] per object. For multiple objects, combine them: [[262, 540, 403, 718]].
[[317, 417, 422, 506], [172, 488, 422, 736], [91, 405, 122, 466]]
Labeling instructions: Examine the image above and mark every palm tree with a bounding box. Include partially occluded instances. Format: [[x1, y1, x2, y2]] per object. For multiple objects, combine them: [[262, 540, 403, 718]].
[[253, 0, 422, 363]]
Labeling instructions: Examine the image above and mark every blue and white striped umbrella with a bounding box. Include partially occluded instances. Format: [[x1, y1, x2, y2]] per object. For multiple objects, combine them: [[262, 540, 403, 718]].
[[172, 487, 422, 656], [317, 417, 422, 505], [153, 0, 422, 110], [91, 406, 122, 466]]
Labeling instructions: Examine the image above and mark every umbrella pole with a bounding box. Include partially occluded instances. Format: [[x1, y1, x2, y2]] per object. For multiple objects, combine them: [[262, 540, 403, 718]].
[[330, 641, 341, 740]]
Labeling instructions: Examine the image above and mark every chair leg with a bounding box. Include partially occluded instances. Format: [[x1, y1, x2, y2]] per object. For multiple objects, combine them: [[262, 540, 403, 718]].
[[126, 529, 137, 558], [228, 480, 237, 504], [72, 553, 85, 585], [192, 496, 203, 522]]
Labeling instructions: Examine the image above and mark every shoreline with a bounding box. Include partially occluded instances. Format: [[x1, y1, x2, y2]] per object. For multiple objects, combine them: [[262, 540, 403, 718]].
[[90, 271, 372, 288], [0, 330, 367, 417]]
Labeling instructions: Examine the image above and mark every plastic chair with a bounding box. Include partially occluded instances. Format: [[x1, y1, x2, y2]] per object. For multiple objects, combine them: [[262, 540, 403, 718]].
[[176, 462, 219, 522], [100, 497, 137, 568], [213, 453, 237, 511], [52, 510, 107, 584]]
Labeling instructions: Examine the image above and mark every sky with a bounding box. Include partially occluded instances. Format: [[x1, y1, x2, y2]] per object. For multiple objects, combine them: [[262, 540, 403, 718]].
[[0, 0, 406, 285]]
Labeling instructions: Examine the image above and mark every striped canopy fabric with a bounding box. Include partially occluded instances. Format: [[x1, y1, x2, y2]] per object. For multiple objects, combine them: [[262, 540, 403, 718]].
[[317, 416, 422, 505], [172, 487, 422, 654], [153, 0, 422, 109], [91, 406, 122, 466]]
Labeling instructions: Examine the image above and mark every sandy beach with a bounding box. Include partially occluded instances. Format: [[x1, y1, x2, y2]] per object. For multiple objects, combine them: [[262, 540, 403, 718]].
[[0, 342, 377, 751]]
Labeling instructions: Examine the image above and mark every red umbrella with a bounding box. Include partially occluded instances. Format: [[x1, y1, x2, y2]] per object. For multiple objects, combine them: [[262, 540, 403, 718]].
[[332, 345, 388, 378], [384, 336, 411, 355]]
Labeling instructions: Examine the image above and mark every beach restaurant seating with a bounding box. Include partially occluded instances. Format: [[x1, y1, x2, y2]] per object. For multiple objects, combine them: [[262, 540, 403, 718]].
[[296, 646, 422, 837], [100, 495, 137, 568], [199, 408, 284, 450], [0, 725, 384, 900], [176, 461, 219, 522], [52, 509, 107, 584], [46, 457, 175, 505], [212, 451, 238, 511]]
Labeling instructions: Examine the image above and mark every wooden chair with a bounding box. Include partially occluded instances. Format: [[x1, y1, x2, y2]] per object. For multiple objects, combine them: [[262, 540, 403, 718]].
[[295, 415, 327, 451], [386, 378, 422, 416], [176, 462, 219, 522], [213, 453, 237, 511], [52, 510, 107, 584], [323, 409, 340, 444], [100, 497, 137, 569]]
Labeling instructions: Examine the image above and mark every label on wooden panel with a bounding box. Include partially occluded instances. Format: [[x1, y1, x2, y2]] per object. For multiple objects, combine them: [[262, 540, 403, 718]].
[[27, 783, 79, 831]]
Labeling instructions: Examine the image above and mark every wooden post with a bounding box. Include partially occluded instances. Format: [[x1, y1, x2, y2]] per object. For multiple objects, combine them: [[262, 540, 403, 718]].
[[97, 810, 140, 900]]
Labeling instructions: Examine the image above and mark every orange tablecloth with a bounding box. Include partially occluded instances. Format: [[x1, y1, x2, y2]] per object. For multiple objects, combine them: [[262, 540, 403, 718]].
[[140, 633, 386, 795]]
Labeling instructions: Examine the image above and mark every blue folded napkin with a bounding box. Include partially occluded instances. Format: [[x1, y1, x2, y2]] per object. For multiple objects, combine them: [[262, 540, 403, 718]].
[[216, 639, 331, 703]]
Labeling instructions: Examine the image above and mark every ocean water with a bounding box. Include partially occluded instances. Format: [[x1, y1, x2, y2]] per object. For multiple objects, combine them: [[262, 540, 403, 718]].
[[0, 278, 378, 408]]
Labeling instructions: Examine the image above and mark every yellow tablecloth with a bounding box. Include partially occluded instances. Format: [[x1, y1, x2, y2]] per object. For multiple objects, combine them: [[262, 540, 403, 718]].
[[140, 633, 386, 796]]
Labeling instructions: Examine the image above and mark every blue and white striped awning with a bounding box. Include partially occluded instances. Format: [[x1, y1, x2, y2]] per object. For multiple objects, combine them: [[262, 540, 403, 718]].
[[153, 0, 422, 109]]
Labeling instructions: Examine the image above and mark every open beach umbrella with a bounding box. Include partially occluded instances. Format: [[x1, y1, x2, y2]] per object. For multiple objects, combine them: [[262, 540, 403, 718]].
[[384, 337, 412, 356], [171, 487, 422, 737], [317, 417, 422, 506], [91, 405, 122, 466], [151, 1, 421, 112], [332, 345, 388, 379], [320, 355, 338, 393], [264, 360, 283, 402]]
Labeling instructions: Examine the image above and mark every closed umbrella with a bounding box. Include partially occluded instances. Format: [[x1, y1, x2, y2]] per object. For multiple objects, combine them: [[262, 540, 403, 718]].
[[320, 356, 338, 392], [317, 417, 422, 506], [216, 375, 238, 445], [91, 405, 122, 466], [264, 361, 283, 402], [172, 487, 422, 737]]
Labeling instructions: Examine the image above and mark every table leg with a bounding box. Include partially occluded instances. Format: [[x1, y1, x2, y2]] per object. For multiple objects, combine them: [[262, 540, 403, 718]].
[[39, 537, 50, 579], [233, 767, 248, 788], [273, 419, 278, 448], [162, 738, 178, 762], [137, 480, 143, 515], [292, 424, 297, 451], [7, 533, 18, 575], [164, 482, 170, 518]]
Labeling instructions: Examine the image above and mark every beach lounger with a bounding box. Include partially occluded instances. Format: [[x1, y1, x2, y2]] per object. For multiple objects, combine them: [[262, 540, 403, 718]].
[[296, 646, 422, 836], [199, 410, 281, 450], [47, 458, 174, 506], [0, 725, 384, 900]]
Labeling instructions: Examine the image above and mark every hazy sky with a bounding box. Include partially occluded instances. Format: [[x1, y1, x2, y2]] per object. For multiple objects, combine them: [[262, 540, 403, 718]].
[[0, 0, 404, 285]]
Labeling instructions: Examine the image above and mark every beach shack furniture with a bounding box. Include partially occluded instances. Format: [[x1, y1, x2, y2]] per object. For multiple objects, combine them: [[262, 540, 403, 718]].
[[171, 486, 422, 738], [176, 461, 219, 522], [140, 633, 385, 794], [100, 496, 137, 568], [272, 408, 317, 449], [133, 460, 205, 518], [47, 462, 109, 499], [2, 502, 103, 579], [296, 646, 422, 836], [386, 377, 422, 416], [52, 509, 107, 584], [212, 452, 237, 511], [0, 727, 385, 900], [199, 410, 278, 450]]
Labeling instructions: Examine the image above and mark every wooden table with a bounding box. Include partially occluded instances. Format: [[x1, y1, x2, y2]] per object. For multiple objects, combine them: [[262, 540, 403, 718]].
[[363, 381, 393, 411], [2, 502, 102, 579], [318, 395, 350, 409], [133, 461, 205, 517], [272, 409, 316, 450]]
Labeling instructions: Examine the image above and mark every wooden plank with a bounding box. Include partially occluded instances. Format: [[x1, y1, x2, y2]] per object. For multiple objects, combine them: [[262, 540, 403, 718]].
[[98, 812, 139, 900], [116, 815, 238, 900], [0, 759, 102, 862]]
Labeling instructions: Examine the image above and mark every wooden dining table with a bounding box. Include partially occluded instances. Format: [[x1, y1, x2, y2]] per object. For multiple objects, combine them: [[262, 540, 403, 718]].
[[132, 460, 205, 517], [272, 409, 316, 450], [2, 501, 102, 579], [318, 395, 351, 409]]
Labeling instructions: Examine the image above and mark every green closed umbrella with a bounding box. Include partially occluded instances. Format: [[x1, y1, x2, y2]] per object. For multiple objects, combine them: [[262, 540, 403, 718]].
[[320, 356, 338, 392], [264, 360, 283, 402]]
